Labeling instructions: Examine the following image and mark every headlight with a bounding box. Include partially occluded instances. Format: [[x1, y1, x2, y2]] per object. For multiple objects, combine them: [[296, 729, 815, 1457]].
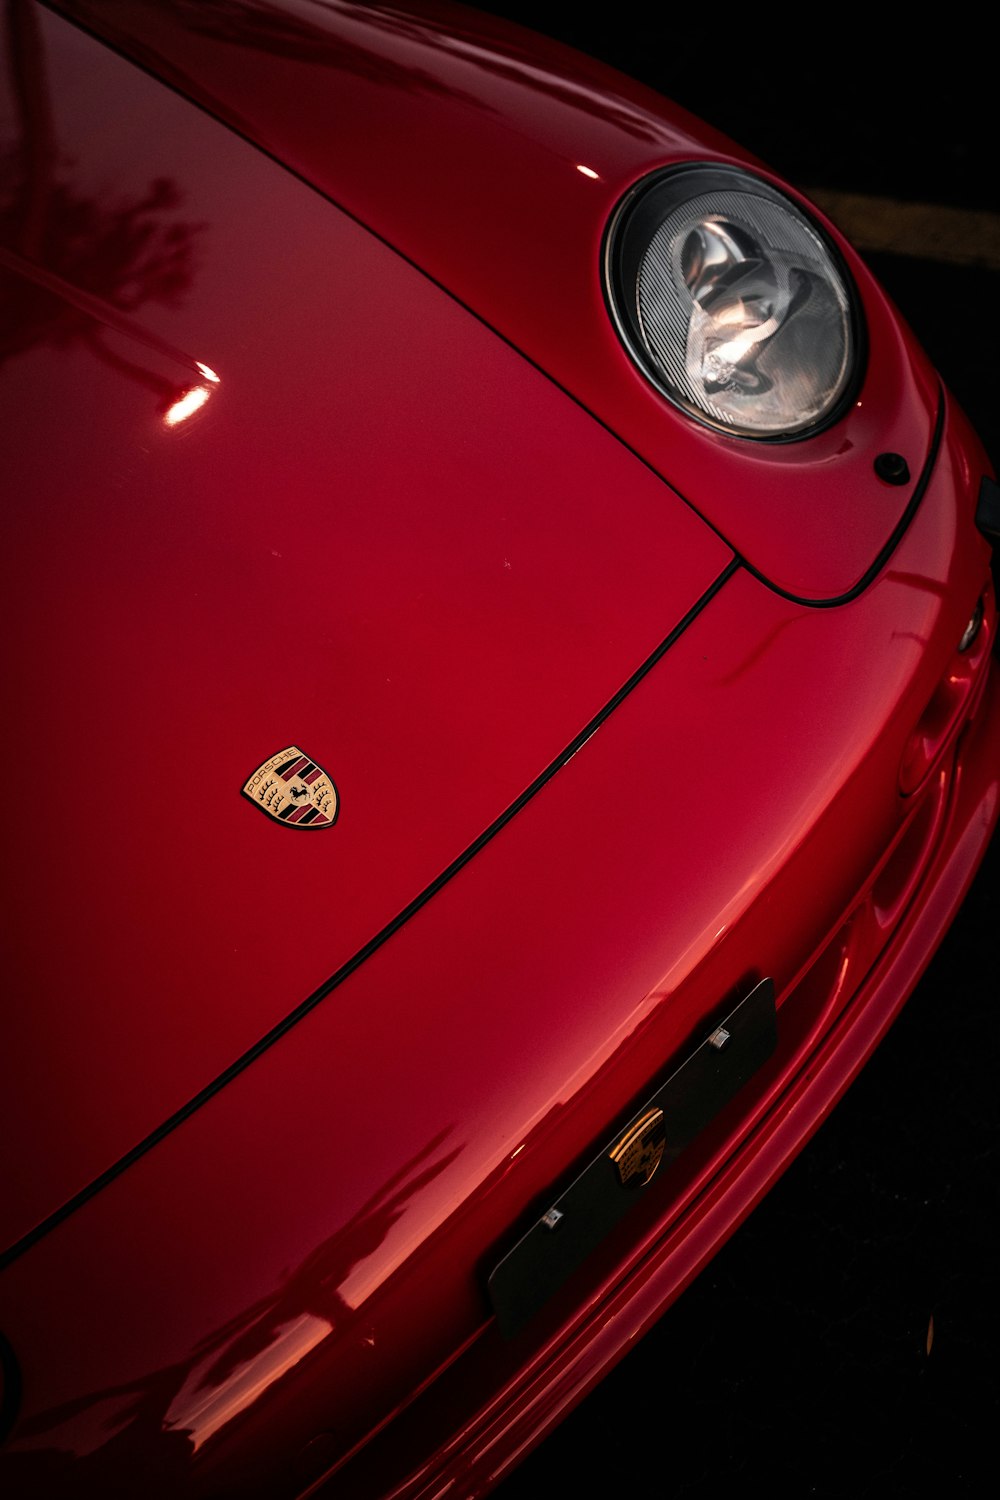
[[604, 165, 861, 439]]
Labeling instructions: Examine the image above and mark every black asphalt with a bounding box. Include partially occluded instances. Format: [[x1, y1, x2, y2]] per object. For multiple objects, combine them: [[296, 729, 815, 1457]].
[[482, 11, 999, 1495]]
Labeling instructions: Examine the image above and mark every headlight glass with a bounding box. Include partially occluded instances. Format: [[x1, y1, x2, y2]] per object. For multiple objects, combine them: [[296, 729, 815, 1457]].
[[604, 166, 860, 439]]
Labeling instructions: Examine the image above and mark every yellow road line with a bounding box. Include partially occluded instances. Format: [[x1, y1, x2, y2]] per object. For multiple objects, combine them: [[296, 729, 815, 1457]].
[[801, 188, 1000, 271]]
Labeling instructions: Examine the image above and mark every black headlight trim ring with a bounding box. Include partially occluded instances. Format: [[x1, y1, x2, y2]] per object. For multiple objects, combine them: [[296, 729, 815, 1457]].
[[603, 162, 868, 443]]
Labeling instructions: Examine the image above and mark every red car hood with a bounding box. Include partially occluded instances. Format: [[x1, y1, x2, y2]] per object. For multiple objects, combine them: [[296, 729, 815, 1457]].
[[51, 0, 942, 601], [0, 5, 731, 1252]]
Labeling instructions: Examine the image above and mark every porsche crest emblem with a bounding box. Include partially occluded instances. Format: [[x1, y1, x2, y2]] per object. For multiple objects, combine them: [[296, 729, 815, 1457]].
[[609, 1107, 666, 1189], [242, 746, 338, 829]]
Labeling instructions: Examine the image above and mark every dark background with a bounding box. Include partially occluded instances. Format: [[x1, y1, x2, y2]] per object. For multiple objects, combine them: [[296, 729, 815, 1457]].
[[479, 11, 1000, 1496]]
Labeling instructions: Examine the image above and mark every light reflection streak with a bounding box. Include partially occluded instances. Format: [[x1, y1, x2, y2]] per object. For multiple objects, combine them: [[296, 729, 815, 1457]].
[[164, 384, 212, 426], [162, 1312, 331, 1451]]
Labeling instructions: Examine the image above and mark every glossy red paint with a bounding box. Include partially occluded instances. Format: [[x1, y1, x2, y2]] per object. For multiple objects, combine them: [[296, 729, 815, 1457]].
[[52, 0, 941, 602], [1, 3, 999, 1498], [2, 391, 997, 1492], [0, 2, 729, 1251]]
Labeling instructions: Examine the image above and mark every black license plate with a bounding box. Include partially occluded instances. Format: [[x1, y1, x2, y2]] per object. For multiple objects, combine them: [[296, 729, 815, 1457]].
[[487, 977, 777, 1338]]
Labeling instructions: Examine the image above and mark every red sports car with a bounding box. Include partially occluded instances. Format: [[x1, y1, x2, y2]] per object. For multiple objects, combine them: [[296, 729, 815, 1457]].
[[2, 3, 998, 1496]]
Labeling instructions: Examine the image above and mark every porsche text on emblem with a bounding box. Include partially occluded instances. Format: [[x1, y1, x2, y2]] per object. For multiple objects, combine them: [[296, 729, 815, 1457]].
[[609, 1107, 666, 1189], [242, 746, 338, 829]]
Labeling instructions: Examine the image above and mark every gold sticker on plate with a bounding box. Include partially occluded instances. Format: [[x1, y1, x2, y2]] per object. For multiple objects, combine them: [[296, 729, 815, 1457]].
[[242, 746, 338, 829], [609, 1107, 666, 1189]]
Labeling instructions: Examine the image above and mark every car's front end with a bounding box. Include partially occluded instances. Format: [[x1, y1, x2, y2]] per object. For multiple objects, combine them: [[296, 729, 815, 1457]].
[[1, 4, 997, 1497]]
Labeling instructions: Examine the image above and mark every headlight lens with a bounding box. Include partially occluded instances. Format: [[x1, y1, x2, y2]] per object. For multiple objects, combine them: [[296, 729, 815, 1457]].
[[604, 166, 860, 439]]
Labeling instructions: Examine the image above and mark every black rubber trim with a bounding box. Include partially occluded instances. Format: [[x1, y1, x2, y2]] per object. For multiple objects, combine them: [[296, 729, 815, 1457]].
[[0, 560, 741, 1271]]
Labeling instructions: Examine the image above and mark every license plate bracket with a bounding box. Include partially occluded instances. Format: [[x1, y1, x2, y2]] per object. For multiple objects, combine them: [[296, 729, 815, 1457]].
[[487, 977, 777, 1338]]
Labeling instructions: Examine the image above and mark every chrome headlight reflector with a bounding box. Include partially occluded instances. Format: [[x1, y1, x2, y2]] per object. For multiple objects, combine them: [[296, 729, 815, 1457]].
[[604, 166, 861, 439]]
